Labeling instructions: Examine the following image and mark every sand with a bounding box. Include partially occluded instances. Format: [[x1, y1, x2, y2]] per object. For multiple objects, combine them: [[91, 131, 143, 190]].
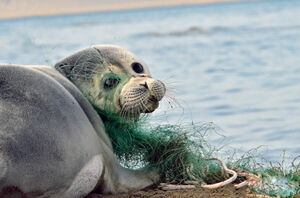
[[0, 185, 265, 198], [87, 185, 249, 198], [86, 184, 300, 198], [0, 0, 251, 20]]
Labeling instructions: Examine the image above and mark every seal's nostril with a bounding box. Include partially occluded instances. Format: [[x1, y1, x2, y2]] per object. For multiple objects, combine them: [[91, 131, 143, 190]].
[[140, 82, 149, 90]]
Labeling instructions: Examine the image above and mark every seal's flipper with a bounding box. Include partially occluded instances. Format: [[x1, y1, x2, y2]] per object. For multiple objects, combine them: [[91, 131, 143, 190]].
[[64, 155, 103, 198]]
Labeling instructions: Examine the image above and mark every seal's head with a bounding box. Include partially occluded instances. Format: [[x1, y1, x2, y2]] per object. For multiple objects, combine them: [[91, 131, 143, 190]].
[[55, 45, 166, 119]]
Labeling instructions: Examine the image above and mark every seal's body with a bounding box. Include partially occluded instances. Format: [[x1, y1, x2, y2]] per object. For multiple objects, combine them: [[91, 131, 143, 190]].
[[0, 45, 165, 197]]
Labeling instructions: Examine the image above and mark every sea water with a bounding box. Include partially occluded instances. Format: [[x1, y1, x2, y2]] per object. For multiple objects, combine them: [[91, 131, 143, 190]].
[[0, 0, 300, 161]]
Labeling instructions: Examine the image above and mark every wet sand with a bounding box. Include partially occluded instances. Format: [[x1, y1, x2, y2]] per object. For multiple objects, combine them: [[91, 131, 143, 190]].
[[0, 0, 251, 20]]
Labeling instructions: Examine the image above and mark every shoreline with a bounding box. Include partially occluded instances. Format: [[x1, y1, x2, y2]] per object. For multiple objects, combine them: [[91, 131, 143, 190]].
[[0, 0, 251, 20]]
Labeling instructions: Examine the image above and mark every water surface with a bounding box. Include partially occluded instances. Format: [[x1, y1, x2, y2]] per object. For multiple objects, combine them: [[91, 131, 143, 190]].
[[0, 0, 300, 161]]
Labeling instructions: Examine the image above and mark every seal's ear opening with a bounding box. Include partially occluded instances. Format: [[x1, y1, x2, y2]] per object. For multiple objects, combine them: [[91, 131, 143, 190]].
[[54, 47, 103, 81]]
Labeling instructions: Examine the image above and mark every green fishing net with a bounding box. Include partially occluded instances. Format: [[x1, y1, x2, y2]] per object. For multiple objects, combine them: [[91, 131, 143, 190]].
[[93, 106, 299, 197]]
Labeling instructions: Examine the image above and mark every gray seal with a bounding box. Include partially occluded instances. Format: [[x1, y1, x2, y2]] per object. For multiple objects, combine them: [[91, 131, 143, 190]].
[[0, 45, 166, 197]]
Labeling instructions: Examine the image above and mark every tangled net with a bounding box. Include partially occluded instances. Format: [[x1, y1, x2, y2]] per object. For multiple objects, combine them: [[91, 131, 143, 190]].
[[94, 107, 300, 197]]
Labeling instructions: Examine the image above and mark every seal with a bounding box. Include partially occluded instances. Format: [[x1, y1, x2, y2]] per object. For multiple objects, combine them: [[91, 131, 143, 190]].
[[0, 45, 166, 197], [55, 45, 166, 119]]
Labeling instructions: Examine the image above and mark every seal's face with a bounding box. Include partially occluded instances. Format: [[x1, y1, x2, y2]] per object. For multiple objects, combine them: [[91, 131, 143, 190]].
[[55, 45, 166, 119]]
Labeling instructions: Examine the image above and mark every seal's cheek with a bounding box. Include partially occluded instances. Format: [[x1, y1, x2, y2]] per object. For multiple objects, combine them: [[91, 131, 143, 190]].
[[114, 88, 123, 112]]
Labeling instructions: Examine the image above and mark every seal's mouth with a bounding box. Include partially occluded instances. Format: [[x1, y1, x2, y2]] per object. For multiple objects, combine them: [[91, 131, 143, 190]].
[[144, 97, 159, 113]]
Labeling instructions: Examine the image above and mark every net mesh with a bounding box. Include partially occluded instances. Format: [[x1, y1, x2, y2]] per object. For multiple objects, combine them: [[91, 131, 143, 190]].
[[93, 106, 299, 197]]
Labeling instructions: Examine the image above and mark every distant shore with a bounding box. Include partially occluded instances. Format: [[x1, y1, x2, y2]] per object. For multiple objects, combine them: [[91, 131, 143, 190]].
[[0, 0, 250, 20]]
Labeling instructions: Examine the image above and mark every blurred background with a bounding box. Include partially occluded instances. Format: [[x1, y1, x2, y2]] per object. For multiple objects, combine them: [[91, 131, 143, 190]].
[[0, 0, 299, 161]]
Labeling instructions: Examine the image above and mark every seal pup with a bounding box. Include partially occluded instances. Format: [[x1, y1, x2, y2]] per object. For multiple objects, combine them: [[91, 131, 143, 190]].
[[55, 45, 165, 119], [0, 45, 166, 197]]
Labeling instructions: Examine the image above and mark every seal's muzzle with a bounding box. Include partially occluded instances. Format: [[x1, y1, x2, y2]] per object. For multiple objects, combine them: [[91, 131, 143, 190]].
[[120, 76, 166, 116]]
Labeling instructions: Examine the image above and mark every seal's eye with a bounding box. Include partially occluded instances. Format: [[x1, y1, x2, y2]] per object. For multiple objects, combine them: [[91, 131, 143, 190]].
[[104, 77, 119, 89], [131, 62, 144, 73]]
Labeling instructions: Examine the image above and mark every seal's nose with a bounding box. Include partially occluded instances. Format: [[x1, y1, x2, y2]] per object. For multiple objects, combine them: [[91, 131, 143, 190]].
[[140, 82, 149, 90]]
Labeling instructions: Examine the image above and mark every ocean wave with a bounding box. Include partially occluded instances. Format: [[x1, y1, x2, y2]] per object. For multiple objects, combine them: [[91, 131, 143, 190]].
[[138, 26, 208, 37]]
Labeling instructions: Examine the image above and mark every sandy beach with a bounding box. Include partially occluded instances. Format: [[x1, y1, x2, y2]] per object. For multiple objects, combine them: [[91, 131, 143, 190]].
[[0, 0, 250, 20]]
